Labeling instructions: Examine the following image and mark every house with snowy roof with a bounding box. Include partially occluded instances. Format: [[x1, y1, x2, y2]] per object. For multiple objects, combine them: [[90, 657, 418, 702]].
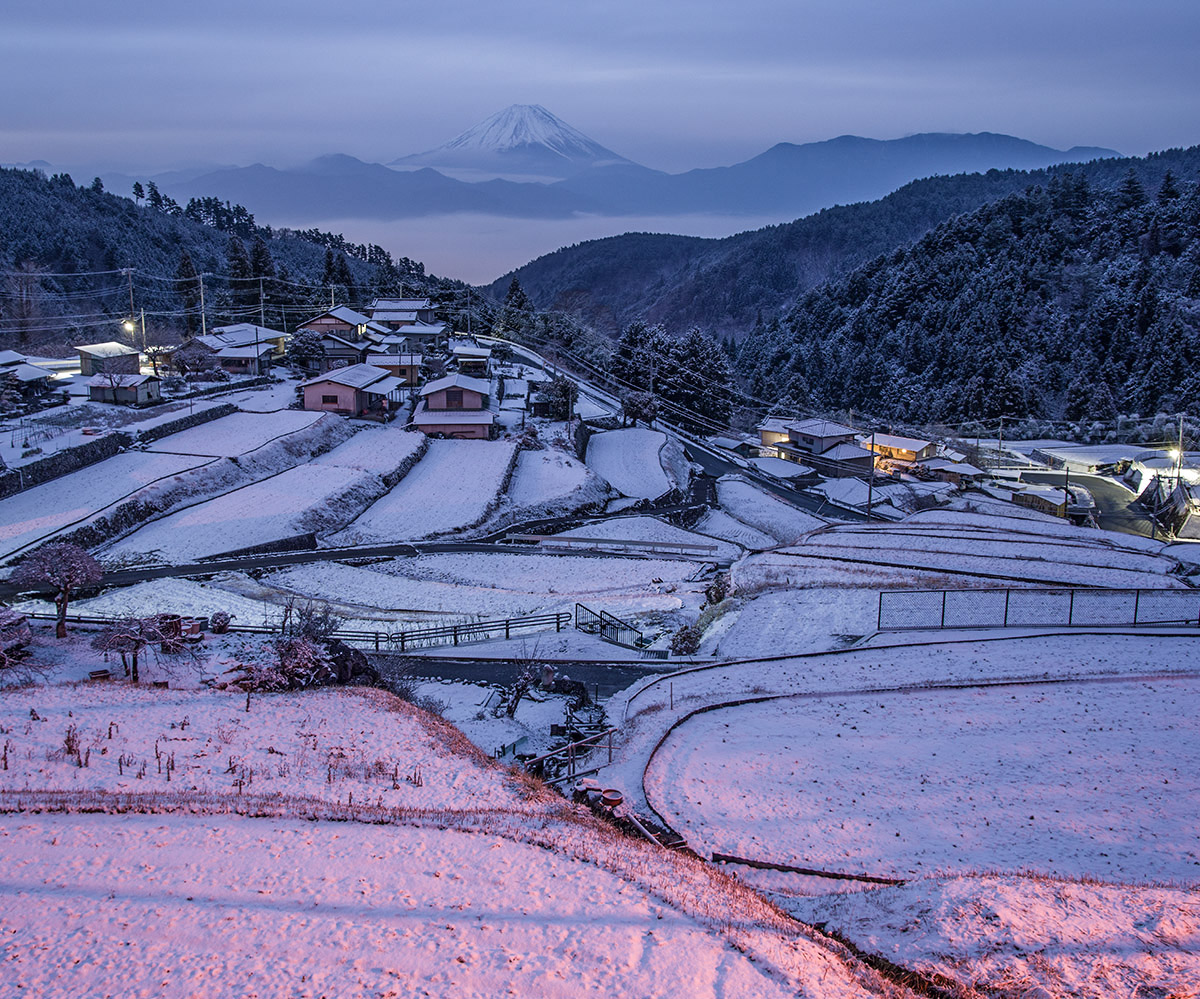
[[88, 372, 161, 406], [76, 342, 140, 376], [411, 373, 494, 439], [300, 364, 405, 419], [862, 432, 937, 463], [296, 306, 388, 342], [366, 297, 437, 328]]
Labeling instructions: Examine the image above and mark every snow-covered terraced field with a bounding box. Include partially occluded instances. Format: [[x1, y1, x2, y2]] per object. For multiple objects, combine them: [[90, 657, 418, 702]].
[[333, 439, 517, 542], [776, 525, 1183, 589], [552, 515, 743, 561], [263, 551, 703, 620], [61, 576, 285, 628], [0, 451, 213, 560], [716, 476, 827, 543], [145, 410, 324, 457], [102, 463, 382, 562], [308, 423, 426, 472], [497, 448, 612, 520], [586, 427, 671, 498], [694, 509, 778, 550], [646, 676, 1200, 884]]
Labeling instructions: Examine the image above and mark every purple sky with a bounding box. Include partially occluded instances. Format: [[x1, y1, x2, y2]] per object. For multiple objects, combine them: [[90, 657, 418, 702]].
[[5, 0, 1199, 173]]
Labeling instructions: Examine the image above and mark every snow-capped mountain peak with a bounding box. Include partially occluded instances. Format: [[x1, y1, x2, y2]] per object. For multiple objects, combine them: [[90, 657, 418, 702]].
[[391, 105, 637, 181]]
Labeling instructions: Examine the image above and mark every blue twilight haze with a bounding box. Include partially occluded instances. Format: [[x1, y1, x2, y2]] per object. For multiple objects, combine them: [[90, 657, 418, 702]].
[[3, 0, 1199, 174]]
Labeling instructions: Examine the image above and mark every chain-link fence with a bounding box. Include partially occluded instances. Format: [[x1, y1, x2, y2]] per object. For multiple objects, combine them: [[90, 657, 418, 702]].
[[878, 587, 1200, 631]]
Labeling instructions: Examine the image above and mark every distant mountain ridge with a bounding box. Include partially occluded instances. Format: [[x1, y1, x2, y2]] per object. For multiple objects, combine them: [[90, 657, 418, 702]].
[[390, 104, 637, 180], [488, 146, 1199, 338], [140, 113, 1119, 224]]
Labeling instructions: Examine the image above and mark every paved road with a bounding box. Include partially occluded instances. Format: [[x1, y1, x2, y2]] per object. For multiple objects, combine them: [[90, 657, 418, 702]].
[[1020, 471, 1158, 539], [370, 653, 676, 700]]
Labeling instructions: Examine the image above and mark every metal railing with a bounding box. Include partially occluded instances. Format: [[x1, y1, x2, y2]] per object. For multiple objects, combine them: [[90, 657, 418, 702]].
[[575, 603, 640, 646], [25, 609, 573, 652], [877, 587, 1200, 631]]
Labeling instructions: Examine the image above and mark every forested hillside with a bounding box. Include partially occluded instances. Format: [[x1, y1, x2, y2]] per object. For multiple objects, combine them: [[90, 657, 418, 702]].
[[0, 168, 449, 350], [737, 166, 1200, 423], [491, 148, 1200, 339]]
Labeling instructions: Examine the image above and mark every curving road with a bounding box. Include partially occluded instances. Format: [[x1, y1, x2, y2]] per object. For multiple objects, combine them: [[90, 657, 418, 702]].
[[1020, 470, 1157, 538]]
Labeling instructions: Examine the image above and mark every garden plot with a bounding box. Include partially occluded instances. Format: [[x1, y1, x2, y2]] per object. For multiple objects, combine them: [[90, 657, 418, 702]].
[[645, 676, 1200, 884], [0, 682, 531, 812], [551, 515, 742, 561], [586, 427, 672, 498], [783, 874, 1199, 999], [102, 462, 383, 562], [332, 439, 517, 543], [0, 451, 213, 561], [717, 476, 827, 543], [145, 409, 324, 457]]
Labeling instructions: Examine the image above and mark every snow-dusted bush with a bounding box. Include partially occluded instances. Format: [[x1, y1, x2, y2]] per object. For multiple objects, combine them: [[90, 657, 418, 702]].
[[670, 624, 701, 656]]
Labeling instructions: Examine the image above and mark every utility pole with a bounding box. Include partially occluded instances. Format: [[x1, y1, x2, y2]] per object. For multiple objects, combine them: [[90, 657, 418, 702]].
[[1063, 466, 1070, 520], [139, 308, 146, 351], [256, 278, 266, 375], [997, 416, 1005, 465], [866, 430, 875, 519], [126, 268, 136, 320], [198, 273, 207, 336], [1178, 413, 1185, 492]]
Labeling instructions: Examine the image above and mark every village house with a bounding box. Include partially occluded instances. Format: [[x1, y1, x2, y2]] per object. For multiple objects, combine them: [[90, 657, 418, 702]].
[[756, 417, 792, 451], [296, 305, 391, 346], [863, 432, 937, 463], [299, 364, 404, 419], [88, 372, 162, 406], [773, 418, 875, 477], [366, 297, 438, 328], [317, 333, 371, 372], [411, 373, 494, 439], [451, 343, 492, 377], [203, 323, 290, 356], [366, 349, 422, 385], [919, 457, 988, 487], [76, 342, 140, 377]]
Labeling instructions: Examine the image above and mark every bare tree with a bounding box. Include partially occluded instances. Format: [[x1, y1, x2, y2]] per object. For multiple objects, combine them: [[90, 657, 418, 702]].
[[11, 543, 102, 638], [90, 614, 173, 683], [0, 609, 39, 685]]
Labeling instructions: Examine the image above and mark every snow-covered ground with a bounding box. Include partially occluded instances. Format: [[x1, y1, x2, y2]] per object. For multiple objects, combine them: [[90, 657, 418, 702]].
[[703, 589, 881, 658], [645, 676, 1200, 883], [332, 439, 517, 542], [145, 409, 324, 457], [782, 873, 1199, 999], [0, 451, 213, 561], [586, 427, 672, 498], [0, 663, 886, 999], [716, 476, 828, 543]]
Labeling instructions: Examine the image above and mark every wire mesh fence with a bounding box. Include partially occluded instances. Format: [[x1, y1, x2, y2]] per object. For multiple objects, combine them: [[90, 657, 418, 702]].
[[878, 587, 1200, 631]]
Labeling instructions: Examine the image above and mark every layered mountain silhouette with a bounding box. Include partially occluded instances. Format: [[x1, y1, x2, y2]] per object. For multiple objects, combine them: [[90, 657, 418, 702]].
[[156, 106, 1118, 222]]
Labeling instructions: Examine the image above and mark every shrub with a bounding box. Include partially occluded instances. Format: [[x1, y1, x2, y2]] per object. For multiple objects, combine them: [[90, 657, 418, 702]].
[[670, 624, 701, 656]]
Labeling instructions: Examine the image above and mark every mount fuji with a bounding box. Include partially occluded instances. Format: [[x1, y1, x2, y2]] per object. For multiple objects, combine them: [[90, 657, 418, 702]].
[[389, 104, 644, 181]]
